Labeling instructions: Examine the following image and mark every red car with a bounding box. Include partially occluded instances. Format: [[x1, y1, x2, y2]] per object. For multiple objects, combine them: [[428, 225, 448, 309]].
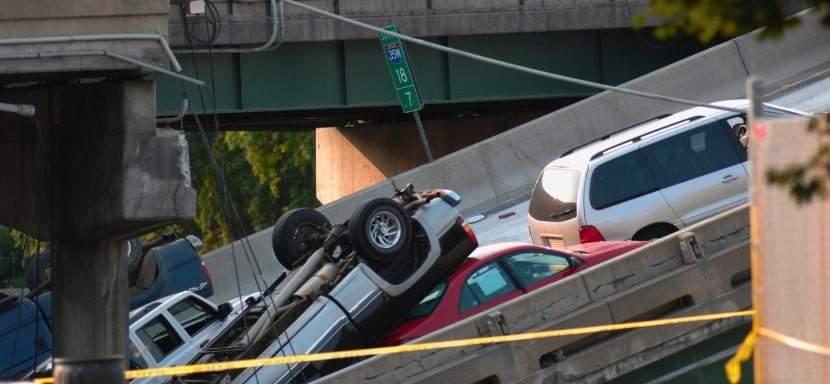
[[383, 240, 647, 345]]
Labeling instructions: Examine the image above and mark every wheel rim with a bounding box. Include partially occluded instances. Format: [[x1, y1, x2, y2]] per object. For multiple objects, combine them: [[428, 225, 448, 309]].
[[368, 210, 402, 249]]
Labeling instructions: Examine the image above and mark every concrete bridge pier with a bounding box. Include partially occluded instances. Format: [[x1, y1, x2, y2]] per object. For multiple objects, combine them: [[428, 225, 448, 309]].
[[0, 80, 196, 383], [315, 111, 544, 203]]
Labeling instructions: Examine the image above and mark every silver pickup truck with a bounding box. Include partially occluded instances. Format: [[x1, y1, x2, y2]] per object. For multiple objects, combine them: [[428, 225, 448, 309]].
[[31, 290, 257, 383], [178, 185, 478, 384]]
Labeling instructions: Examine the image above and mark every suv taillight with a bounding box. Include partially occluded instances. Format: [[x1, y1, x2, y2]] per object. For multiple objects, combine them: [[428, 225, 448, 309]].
[[458, 217, 478, 246], [201, 261, 213, 286], [579, 225, 605, 244]]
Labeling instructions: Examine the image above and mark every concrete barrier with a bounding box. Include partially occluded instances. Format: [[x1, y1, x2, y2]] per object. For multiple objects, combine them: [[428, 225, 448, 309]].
[[320, 205, 751, 383]]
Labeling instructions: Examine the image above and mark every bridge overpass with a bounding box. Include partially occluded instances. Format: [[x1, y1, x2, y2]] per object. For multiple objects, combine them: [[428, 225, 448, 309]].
[[159, 0, 727, 202], [202, 8, 830, 383]]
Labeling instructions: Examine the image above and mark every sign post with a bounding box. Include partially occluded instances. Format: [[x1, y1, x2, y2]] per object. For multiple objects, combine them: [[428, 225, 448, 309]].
[[379, 25, 433, 162]]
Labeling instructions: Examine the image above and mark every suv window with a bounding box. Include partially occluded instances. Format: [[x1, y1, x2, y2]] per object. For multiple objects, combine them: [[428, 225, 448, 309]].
[[503, 252, 570, 287], [590, 150, 657, 210], [136, 316, 183, 363], [529, 169, 580, 222], [459, 263, 518, 312], [169, 298, 216, 336], [640, 120, 742, 189]]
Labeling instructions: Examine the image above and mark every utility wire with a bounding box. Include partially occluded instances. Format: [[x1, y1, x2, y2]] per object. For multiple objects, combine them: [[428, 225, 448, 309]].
[[282, 0, 745, 114]]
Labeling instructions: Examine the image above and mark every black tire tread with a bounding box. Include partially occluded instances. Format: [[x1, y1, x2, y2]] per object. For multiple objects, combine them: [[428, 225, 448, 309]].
[[271, 208, 331, 270]]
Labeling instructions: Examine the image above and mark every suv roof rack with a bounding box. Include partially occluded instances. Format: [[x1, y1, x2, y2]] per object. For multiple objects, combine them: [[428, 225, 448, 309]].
[[589, 115, 704, 161], [558, 114, 671, 159]]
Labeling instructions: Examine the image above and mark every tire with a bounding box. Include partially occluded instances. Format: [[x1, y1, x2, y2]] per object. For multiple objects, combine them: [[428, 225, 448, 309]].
[[24, 250, 52, 291], [348, 198, 412, 265], [633, 225, 677, 241], [272, 208, 331, 270]]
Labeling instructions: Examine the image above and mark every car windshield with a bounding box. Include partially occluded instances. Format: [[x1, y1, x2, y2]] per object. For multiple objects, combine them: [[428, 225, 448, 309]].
[[403, 282, 447, 320], [528, 169, 580, 222]]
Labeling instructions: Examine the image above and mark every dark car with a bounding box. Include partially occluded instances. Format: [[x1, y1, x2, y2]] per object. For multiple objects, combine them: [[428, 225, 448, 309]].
[[383, 240, 646, 345]]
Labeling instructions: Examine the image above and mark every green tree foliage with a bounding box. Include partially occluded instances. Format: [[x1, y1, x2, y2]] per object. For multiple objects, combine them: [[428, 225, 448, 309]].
[[0, 226, 23, 286], [0, 226, 49, 287], [189, 130, 319, 251], [636, 0, 830, 42]]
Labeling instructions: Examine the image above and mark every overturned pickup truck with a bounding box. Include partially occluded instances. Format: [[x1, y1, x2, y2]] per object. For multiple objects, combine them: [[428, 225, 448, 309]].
[[177, 185, 478, 384]]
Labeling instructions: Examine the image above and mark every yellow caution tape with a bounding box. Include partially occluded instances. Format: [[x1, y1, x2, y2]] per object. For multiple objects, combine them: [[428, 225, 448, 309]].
[[759, 327, 830, 357], [725, 326, 757, 384], [33, 309, 753, 384]]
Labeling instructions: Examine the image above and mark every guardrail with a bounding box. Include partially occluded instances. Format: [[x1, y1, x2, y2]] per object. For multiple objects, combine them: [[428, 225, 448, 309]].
[[320, 205, 751, 383]]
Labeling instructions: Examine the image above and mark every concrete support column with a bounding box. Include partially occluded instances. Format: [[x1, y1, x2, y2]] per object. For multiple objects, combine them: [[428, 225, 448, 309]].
[[315, 112, 542, 203], [0, 79, 196, 383], [52, 240, 128, 383], [752, 117, 830, 382]]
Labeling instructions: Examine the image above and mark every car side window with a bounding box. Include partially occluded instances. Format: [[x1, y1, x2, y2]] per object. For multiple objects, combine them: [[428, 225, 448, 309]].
[[502, 252, 571, 287], [404, 282, 447, 320], [640, 120, 742, 189], [459, 263, 518, 312], [169, 298, 216, 337], [589, 150, 658, 210], [136, 316, 184, 363]]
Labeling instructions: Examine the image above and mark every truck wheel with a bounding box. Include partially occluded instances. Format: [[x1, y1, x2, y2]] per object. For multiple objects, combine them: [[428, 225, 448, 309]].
[[349, 198, 411, 265], [632, 225, 677, 241], [272, 208, 331, 270], [24, 250, 52, 290]]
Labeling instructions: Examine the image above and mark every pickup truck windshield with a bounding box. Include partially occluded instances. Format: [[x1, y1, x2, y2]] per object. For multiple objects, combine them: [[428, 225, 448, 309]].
[[169, 298, 215, 336]]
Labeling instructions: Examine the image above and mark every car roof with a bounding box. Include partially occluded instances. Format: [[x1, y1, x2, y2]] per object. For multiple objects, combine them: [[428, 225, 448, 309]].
[[468, 241, 584, 263], [547, 99, 748, 170], [129, 291, 191, 325]]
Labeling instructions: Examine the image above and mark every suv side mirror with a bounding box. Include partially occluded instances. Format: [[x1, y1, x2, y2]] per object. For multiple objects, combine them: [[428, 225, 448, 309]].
[[567, 256, 583, 269], [216, 303, 232, 319]]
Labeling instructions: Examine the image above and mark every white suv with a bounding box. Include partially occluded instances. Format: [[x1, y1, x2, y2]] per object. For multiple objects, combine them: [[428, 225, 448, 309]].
[[527, 99, 799, 249]]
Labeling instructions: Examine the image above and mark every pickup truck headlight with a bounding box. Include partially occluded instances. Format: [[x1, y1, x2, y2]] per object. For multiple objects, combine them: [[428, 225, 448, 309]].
[[439, 190, 462, 207]]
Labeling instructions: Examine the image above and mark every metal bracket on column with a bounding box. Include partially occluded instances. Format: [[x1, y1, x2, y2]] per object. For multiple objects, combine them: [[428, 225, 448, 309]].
[[477, 311, 510, 336], [678, 232, 705, 264]]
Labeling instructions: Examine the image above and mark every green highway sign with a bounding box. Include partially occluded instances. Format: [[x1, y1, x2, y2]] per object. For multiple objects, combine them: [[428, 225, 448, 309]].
[[379, 25, 422, 113]]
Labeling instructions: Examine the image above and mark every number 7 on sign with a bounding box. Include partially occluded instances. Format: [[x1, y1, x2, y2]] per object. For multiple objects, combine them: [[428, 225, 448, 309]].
[[404, 91, 412, 106]]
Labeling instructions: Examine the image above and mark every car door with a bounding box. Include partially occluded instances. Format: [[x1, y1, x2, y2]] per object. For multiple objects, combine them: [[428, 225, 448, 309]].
[[500, 251, 578, 292], [639, 118, 749, 226], [457, 262, 523, 318], [133, 315, 187, 384]]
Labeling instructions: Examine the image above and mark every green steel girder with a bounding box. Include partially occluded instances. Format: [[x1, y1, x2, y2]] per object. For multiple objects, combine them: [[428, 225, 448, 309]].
[[157, 29, 704, 116]]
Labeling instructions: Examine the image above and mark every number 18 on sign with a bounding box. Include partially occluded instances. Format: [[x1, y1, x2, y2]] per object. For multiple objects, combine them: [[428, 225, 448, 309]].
[[379, 25, 422, 113]]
